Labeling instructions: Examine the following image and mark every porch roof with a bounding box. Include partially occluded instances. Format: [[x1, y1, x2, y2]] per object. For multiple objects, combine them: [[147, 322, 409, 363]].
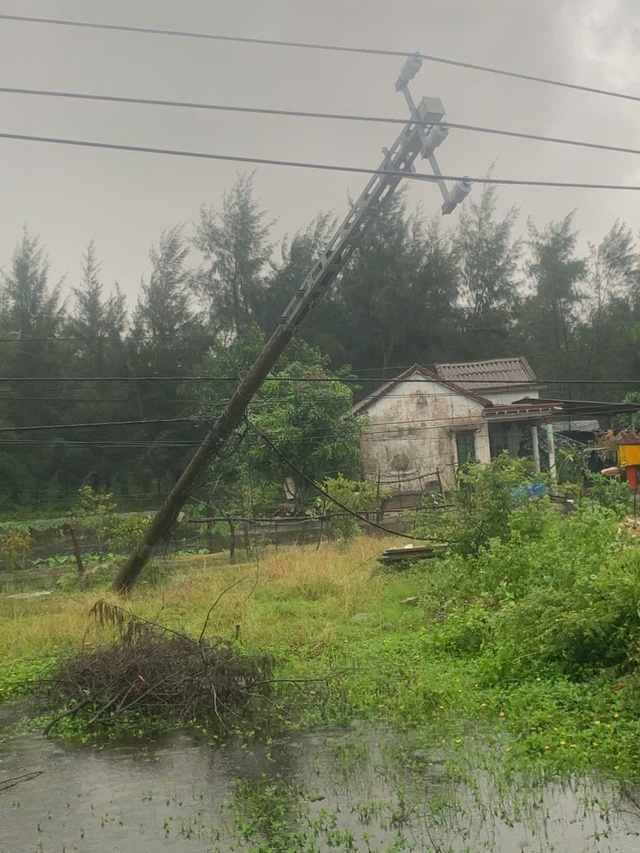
[[483, 402, 563, 421], [516, 397, 640, 418]]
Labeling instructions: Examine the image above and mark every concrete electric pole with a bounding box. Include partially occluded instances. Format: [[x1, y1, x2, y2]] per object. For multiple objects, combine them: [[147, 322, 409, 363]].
[[113, 54, 472, 592]]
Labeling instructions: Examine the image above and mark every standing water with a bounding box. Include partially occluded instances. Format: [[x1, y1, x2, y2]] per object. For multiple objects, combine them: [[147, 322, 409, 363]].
[[1, 715, 640, 852]]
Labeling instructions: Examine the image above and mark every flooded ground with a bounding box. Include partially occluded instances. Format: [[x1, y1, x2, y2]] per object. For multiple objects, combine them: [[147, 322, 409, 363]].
[[1, 711, 640, 852]]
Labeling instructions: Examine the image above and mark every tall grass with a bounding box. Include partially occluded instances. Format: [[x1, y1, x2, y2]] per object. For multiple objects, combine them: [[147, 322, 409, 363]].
[[0, 537, 396, 664]]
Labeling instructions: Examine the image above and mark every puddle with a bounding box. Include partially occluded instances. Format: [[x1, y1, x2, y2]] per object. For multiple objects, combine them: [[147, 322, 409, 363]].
[[1, 718, 640, 852]]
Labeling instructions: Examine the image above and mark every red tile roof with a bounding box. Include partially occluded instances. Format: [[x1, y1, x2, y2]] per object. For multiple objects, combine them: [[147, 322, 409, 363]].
[[351, 364, 492, 415], [434, 357, 539, 391]]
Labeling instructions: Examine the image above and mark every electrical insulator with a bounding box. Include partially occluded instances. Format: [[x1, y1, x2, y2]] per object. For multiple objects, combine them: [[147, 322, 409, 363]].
[[421, 124, 449, 158], [395, 53, 423, 92], [441, 178, 472, 214]]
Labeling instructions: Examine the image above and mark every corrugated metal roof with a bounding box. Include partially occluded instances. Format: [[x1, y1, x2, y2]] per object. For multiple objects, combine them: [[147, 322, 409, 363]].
[[434, 357, 538, 390]]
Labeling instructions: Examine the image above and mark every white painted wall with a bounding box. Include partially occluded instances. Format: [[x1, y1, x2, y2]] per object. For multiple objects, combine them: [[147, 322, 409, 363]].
[[359, 371, 490, 492]]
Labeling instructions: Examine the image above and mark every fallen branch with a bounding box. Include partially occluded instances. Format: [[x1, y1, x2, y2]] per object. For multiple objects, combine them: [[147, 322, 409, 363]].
[[0, 771, 45, 792]]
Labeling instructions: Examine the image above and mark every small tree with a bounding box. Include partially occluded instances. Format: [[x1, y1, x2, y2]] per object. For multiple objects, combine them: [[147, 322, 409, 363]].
[[320, 475, 381, 541], [0, 526, 33, 571], [416, 455, 546, 557], [196, 328, 364, 515], [74, 485, 118, 561]]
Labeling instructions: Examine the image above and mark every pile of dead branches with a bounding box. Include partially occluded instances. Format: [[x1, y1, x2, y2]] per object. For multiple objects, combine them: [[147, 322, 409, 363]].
[[40, 600, 273, 735]]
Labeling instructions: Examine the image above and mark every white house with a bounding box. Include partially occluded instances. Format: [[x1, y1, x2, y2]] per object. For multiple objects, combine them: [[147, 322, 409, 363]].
[[352, 358, 560, 495]]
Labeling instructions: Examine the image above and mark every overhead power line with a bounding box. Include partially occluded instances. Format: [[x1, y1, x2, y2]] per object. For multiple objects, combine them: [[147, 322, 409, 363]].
[[0, 416, 197, 433], [3, 130, 640, 192], [0, 376, 640, 386], [0, 439, 202, 448], [248, 421, 430, 542], [3, 85, 640, 159], [0, 406, 634, 443], [1, 13, 639, 105], [1, 374, 640, 385]]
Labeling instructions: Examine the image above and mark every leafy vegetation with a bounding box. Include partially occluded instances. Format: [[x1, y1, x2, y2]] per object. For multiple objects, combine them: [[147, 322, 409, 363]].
[[415, 453, 546, 555], [1, 173, 640, 511], [319, 474, 382, 541], [0, 527, 34, 570], [3, 453, 640, 783], [194, 329, 364, 516]]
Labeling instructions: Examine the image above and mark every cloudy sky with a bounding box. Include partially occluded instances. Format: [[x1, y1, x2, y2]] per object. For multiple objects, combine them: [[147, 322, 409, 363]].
[[1, 0, 639, 307]]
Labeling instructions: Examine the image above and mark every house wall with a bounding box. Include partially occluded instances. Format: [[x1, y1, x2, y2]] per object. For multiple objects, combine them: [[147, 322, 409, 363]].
[[360, 372, 490, 492]]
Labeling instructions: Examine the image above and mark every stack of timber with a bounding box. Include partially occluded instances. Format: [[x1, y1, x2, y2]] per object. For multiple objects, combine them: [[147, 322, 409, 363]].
[[377, 543, 447, 566]]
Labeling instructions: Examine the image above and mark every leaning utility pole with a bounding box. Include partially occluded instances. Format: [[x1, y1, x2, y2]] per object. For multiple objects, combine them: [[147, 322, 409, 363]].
[[113, 54, 472, 592]]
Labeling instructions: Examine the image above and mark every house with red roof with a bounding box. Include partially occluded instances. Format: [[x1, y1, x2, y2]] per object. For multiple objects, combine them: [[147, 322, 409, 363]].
[[351, 358, 561, 497]]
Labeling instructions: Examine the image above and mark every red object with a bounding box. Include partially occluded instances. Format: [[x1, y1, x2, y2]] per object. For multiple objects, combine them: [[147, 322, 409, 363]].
[[627, 465, 639, 491]]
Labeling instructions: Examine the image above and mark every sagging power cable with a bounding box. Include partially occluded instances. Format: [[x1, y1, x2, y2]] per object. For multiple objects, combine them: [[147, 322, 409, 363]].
[[247, 420, 433, 542]]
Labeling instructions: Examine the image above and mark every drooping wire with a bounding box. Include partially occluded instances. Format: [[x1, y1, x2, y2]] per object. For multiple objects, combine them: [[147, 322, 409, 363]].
[[248, 420, 432, 542], [1, 13, 639, 105], [2, 131, 640, 192], [0, 416, 197, 433], [2, 85, 640, 159], [1, 374, 640, 385]]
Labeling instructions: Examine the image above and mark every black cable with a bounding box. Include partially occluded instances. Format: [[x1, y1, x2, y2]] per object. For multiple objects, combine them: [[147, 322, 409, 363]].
[[0, 416, 197, 433], [248, 421, 432, 542], [0, 401, 629, 446], [0, 439, 202, 447], [0, 332, 209, 342], [1, 374, 640, 385], [2, 130, 640, 192], [0, 339, 638, 363], [3, 85, 640, 159], [0, 397, 203, 403], [1, 13, 638, 105]]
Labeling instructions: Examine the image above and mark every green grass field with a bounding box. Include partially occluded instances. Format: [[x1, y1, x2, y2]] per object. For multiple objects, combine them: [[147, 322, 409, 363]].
[[2, 518, 639, 781]]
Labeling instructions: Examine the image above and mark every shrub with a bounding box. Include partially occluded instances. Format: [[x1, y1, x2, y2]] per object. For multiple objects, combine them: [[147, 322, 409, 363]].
[[74, 486, 118, 560], [585, 471, 631, 518], [462, 503, 636, 680], [320, 475, 383, 542], [0, 526, 34, 570], [416, 454, 548, 557], [420, 495, 640, 682], [109, 513, 150, 551]]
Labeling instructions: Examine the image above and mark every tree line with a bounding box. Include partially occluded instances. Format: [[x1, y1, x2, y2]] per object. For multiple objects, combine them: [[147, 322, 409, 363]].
[[1, 172, 639, 513]]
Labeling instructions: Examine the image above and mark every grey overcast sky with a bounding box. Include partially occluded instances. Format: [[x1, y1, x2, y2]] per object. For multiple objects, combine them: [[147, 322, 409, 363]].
[[1, 0, 639, 308]]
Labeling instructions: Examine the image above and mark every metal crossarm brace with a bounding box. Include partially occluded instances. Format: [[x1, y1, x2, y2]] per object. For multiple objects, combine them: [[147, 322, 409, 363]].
[[398, 85, 451, 206]]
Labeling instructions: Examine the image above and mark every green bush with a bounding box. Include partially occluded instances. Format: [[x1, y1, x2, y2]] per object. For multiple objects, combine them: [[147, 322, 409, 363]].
[[416, 454, 548, 557], [74, 486, 118, 560], [0, 527, 34, 570], [435, 601, 493, 654], [585, 471, 631, 518], [429, 501, 640, 681], [109, 513, 150, 551], [320, 474, 383, 542]]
